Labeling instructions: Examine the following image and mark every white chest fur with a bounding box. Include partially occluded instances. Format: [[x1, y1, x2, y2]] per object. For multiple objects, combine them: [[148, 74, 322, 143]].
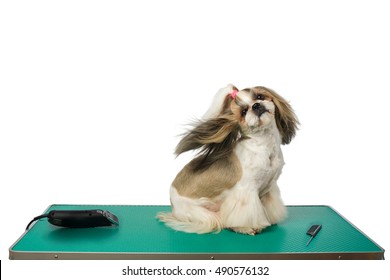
[[234, 129, 284, 196]]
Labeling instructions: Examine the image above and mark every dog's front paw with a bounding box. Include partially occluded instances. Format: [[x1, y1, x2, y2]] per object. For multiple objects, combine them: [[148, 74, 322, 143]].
[[228, 227, 262, 235], [261, 190, 287, 225]]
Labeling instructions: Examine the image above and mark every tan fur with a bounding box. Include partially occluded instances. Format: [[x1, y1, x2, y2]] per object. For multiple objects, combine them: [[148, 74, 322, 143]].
[[175, 95, 238, 155], [175, 107, 241, 171], [173, 152, 242, 199]]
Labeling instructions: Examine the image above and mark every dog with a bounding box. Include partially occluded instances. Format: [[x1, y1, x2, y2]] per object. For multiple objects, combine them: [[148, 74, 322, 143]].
[[158, 84, 298, 235]]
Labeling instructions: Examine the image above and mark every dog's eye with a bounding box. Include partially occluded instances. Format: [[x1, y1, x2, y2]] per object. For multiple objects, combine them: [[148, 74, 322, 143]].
[[241, 108, 248, 117], [257, 94, 265, 100]]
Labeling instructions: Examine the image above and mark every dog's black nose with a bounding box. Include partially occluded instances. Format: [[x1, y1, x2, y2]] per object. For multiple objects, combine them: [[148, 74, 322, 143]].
[[252, 103, 267, 116]]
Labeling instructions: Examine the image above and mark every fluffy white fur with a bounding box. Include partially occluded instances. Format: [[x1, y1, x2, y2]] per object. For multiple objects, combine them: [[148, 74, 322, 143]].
[[158, 84, 298, 235]]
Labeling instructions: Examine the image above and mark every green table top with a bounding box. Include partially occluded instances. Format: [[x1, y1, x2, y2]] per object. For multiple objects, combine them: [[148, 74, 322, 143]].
[[9, 205, 384, 260]]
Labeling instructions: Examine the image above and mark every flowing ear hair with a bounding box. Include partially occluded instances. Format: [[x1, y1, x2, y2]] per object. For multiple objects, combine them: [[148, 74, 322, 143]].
[[175, 97, 240, 171], [266, 88, 299, 145], [202, 84, 238, 120]]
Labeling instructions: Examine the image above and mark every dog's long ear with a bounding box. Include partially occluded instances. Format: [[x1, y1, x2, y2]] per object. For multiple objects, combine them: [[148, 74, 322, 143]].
[[202, 84, 238, 120], [175, 115, 239, 155], [267, 88, 299, 145], [176, 99, 240, 171]]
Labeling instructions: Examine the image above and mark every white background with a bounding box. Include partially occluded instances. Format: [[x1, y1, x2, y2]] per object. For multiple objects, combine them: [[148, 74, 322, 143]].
[[1, 0, 389, 279]]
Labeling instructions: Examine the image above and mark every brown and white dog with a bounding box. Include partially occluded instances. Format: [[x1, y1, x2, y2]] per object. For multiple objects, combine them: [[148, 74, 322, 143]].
[[158, 84, 298, 235]]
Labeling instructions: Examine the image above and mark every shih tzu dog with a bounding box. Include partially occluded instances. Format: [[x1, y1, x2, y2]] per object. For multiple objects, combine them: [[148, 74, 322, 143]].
[[158, 84, 298, 235]]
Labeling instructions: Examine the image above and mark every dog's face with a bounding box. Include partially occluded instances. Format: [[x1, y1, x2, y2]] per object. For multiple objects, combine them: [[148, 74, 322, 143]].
[[225, 86, 298, 144], [230, 87, 277, 134]]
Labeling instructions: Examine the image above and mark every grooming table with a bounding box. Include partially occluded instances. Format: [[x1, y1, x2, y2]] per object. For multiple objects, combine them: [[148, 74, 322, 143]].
[[9, 205, 384, 260]]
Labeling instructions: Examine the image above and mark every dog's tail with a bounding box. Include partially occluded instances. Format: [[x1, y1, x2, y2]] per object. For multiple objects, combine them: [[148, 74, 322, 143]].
[[157, 187, 222, 234], [157, 209, 222, 234]]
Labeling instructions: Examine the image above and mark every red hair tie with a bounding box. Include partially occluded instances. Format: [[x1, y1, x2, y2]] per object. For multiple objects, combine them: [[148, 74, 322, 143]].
[[231, 89, 238, 99]]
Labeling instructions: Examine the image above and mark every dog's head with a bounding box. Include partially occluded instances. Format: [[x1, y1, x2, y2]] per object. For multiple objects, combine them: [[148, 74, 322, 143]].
[[176, 85, 299, 170], [229, 86, 298, 144]]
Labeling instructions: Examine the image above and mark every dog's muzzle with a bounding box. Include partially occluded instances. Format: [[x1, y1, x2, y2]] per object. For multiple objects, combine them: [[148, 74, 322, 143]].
[[252, 103, 268, 117]]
